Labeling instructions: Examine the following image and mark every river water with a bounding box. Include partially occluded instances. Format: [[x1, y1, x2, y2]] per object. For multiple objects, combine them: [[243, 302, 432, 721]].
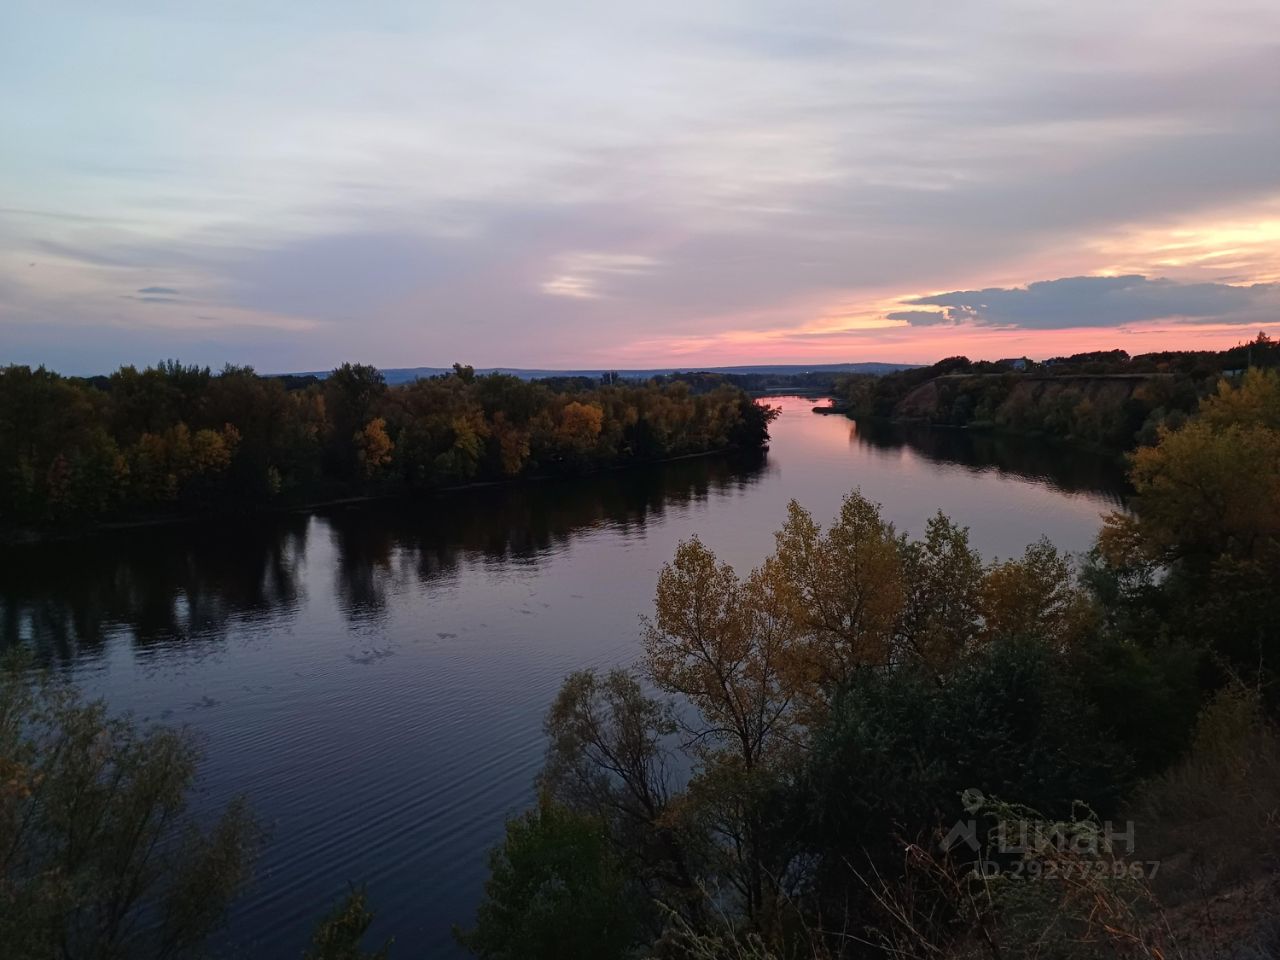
[[0, 396, 1127, 956]]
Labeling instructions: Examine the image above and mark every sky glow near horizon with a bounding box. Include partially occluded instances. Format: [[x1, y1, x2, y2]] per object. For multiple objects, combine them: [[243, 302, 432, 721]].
[[2, 1, 1279, 374]]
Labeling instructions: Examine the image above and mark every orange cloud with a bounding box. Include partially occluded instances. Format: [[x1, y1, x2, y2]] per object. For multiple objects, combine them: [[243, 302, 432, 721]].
[[1089, 198, 1280, 284]]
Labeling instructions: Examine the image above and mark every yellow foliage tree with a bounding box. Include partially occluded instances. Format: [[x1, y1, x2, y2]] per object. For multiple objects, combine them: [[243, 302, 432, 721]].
[[129, 423, 239, 502], [979, 538, 1094, 650], [1100, 419, 1280, 567], [490, 412, 530, 476], [643, 537, 800, 930], [769, 492, 903, 692], [1197, 367, 1280, 431], [355, 418, 394, 479], [644, 538, 797, 772], [556, 401, 604, 456], [895, 511, 985, 672], [191, 424, 240, 474]]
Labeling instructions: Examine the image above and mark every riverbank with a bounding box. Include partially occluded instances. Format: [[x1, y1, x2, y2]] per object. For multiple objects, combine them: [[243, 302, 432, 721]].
[[809, 401, 1134, 461], [0, 444, 761, 546]]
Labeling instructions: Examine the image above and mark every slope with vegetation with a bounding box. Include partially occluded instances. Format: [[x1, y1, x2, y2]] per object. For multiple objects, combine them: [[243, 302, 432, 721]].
[[0, 362, 775, 536], [832, 332, 1277, 451]]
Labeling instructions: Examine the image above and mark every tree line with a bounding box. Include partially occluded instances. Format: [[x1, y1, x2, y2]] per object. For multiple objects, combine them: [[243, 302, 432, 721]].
[[0, 362, 775, 531], [834, 332, 1278, 450]]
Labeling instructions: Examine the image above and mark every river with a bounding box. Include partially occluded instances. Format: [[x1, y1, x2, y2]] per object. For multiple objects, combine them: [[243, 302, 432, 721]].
[[0, 396, 1128, 956]]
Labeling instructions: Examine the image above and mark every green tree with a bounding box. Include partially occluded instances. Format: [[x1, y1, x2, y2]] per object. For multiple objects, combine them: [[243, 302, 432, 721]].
[[801, 638, 1130, 932], [894, 512, 984, 672], [304, 888, 392, 960], [325, 364, 388, 478], [768, 492, 903, 695], [537, 670, 698, 912], [0, 665, 261, 960], [456, 796, 636, 960]]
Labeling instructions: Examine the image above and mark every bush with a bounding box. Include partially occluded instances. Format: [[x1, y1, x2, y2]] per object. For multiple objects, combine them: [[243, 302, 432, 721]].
[[1130, 684, 1280, 906], [456, 795, 638, 959], [0, 664, 261, 960], [802, 638, 1131, 915]]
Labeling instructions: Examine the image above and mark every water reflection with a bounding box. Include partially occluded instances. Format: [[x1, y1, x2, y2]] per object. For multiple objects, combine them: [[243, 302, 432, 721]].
[[0, 518, 310, 661], [847, 418, 1129, 499], [0, 411, 1129, 664], [1, 451, 767, 656], [323, 450, 767, 623]]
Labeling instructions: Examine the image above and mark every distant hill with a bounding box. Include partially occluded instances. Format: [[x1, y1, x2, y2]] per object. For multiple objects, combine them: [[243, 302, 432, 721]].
[[288, 362, 918, 385]]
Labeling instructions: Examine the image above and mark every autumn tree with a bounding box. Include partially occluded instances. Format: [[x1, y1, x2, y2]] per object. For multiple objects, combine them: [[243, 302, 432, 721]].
[[1102, 419, 1280, 566], [1101, 372, 1280, 574], [355, 418, 395, 479], [493, 484, 1207, 957], [768, 492, 903, 696], [0, 363, 773, 529], [980, 538, 1094, 650], [1096, 370, 1280, 695], [488, 412, 531, 476], [1197, 366, 1280, 431], [645, 538, 797, 774], [129, 423, 241, 505], [0, 666, 261, 960], [555, 401, 604, 465], [642, 538, 806, 931], [894, 511, 984, 672]]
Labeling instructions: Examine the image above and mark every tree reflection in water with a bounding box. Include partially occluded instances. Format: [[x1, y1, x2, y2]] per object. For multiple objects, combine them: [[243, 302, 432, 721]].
[[1, 450, 768, 659], [847, 418, 1129, 500]]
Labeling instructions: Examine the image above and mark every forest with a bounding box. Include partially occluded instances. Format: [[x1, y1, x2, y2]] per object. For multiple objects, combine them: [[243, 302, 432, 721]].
[[3, 364, 1278, 959], [833, 332, 1279, 450], [0, 362, 774, 533]]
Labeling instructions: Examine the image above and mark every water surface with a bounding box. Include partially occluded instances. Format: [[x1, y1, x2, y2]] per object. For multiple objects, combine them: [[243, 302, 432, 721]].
[[0, 396, 1127, 956]]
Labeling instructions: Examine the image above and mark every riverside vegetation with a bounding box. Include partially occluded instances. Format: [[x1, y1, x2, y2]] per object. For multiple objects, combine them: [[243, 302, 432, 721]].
[[831, 332, 1278, 451], [464, 365, 1280, 958], [0, 362, 774, 535], [1, 365, 1278, 959]]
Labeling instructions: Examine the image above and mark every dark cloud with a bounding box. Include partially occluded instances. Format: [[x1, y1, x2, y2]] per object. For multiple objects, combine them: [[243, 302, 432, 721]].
[[138, 286, 179, 294], [36, 239, 206, 270], [886, 310, 950, 326], [904, 275, 1280, 329]]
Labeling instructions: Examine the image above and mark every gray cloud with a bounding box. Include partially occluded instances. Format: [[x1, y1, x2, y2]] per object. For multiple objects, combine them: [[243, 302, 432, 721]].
[[886, 310, 949, 326], [121, 293, 185, 304], [137, 286, 179, 294], [904, 276, 1280, 329]]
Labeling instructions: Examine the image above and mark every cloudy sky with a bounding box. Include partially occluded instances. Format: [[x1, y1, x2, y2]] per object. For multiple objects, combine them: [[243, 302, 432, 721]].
[[3, 0, 1279, 374]]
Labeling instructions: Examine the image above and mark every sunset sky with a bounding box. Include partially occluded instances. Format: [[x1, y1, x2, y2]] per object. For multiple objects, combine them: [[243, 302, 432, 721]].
[[3, 0, 1279, 374]]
